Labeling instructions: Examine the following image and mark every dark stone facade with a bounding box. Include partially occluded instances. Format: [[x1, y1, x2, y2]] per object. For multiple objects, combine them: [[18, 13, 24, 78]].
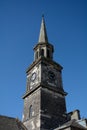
[[22, 54, 68, 130], [23, 88, 41, 130], [41, 87, 67, 129]]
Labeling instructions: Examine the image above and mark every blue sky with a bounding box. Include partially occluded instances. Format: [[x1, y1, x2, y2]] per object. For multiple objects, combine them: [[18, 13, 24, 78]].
[[0, 0, 87, 120]]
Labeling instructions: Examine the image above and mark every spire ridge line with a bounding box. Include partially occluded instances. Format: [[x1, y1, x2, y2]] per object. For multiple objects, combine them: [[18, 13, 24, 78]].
[[38, 16, 48, 43]]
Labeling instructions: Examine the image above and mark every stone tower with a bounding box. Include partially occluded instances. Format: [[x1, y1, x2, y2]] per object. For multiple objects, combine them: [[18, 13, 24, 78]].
[[22, 16, 67, 130]]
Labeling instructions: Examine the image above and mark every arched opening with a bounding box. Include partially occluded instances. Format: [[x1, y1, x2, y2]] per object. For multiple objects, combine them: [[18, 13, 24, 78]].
[[29, 105, 33, 118], [47, 49, 50, 58], [35, 51, 38, 60], [41, 49, 44, 57]]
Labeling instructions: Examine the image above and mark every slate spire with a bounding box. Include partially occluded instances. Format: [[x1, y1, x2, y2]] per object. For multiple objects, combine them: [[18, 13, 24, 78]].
[[38, 15, 48, 43]]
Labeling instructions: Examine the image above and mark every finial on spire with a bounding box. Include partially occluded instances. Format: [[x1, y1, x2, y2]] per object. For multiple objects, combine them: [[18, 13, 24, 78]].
[[42, 14, 44, 18], [38, 16, 48, 43]]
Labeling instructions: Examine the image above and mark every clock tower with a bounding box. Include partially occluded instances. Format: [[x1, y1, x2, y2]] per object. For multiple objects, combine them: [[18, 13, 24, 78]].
[[22, 16, 67, 130]]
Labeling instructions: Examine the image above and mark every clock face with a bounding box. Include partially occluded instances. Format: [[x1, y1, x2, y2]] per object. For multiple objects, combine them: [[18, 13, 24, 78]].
[[30, 72, 36, 82], [42, 64, 61, 87], [27, 66, 40, 91], [48, 71, 55, 80]]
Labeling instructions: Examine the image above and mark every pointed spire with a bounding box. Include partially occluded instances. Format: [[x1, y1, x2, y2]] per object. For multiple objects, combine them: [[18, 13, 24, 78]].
[[38, 15, 48, 43]]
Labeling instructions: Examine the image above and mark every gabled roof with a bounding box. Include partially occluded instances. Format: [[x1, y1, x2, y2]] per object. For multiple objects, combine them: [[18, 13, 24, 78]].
[[55, 119, 87, 130], [0, 115, 27, 130]]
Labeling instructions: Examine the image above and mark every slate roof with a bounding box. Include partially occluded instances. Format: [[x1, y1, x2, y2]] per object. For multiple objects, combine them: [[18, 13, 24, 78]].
[[0, 115, 27, 130], [55, 119, 87, 130]]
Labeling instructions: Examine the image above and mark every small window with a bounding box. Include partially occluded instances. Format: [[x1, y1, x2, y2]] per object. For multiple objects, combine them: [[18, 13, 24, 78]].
[[41, 49, 44, 56], [29, 105, 33, 118], [47, 49, 50, 58], [35, 51, 38, 60]]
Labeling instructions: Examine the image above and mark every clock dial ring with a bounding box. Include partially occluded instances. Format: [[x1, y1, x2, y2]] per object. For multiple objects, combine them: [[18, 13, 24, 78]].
[[30, 72, 36, 82], [48, 70, 55, 80]]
